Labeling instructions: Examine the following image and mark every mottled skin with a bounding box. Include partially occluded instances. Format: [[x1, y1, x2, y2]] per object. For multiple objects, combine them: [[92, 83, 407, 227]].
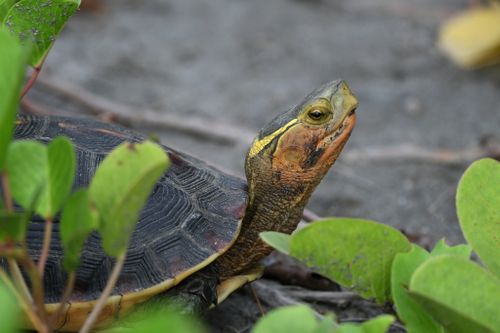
[[215, 80, 358, 277]]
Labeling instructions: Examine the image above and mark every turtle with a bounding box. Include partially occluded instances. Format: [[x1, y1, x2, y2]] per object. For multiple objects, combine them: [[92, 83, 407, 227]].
[[3, 79, 358, 331]]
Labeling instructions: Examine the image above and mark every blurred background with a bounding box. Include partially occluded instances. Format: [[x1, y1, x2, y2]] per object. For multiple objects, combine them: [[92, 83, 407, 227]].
[[24, 0, 499, 329]]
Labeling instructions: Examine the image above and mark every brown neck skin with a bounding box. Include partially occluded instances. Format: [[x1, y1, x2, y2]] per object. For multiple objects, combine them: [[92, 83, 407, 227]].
[[215, 164, 314, 278], [214, 141, 345, 279]]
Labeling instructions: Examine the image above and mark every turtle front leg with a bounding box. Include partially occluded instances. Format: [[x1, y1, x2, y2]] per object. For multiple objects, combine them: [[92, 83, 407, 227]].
[[166, 267, 220, 314], [135, 265, 220, 315]]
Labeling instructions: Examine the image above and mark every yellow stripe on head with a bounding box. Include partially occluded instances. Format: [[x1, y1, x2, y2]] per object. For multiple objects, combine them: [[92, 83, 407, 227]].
[[249, 119, 298, 158]]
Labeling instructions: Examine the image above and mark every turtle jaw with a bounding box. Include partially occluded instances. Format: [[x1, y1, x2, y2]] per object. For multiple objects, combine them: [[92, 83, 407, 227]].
[[315, 109, 356, 169]]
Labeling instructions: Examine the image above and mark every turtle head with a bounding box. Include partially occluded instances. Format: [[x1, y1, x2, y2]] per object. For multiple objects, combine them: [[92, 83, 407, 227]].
[[246, 80, 357, 201], [217, 81, 358, 277]]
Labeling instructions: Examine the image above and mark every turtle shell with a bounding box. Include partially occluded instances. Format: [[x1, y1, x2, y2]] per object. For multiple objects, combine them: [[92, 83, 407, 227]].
[[7, 115, 248, 304]]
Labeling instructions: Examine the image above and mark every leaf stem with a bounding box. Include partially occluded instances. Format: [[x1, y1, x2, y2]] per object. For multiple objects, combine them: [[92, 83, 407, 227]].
[[50, 271, 75, 327], [1, 171, 14, 213], [79, 253, 125, 333], [20, 59, 45, 99], [37, 217, 53, 276], [7, 257, 32, 303], [18, 251, 50, 331]]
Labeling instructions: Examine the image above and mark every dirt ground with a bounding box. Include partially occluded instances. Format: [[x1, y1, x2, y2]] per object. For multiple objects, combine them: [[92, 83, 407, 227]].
[[27, 0, 500, 331]]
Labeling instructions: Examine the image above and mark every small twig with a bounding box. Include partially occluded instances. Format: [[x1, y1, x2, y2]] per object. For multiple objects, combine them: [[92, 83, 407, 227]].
[[342, 143, 500, 165], [79, 253, 126, 333], [21, 97, 56, 115], [251, 280, 301, 308], [36, 77, 255, 145], [286, 289, 362, 304], [38, 217, 53, 276], [251, 280, 325, 320], [20, 58, 46, 99], [248, 284, 265, 316], [302, 210, 321, 223], [0, 267, 46, 332], [50, 271, 76, 327]]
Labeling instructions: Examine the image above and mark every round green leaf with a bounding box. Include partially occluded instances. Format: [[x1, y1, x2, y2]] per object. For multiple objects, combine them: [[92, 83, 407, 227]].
[[60, 189, 98, 271], [289, 218, 411, 304], [104, 311, 206, 333], [6, 137, 75, 219], [430, 238, 471, 259], [409, 255, 500, 333], [336, 315, 395, 333], [3, 0, 80, 66], [45, 136, 75, 216], [313, 315, 338, 333], [260, 231, 290, 254], [360, 315, 394, 333], [6, 139, 47, 211], [89, 141, 169, 257], [391, 245, 443, 333], [0, 1, 19, 21], [0, 28, 25, 170], [252, 305, 318, 333], [457, 158, 500, 278]]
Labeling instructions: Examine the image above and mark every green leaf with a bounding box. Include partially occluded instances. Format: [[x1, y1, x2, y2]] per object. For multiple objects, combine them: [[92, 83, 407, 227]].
[[0, 282, 20, 333], [252, 305, 318, 333], [457, 158, 500, 278], [89, 141, 169, 257], [361, 315, 394, 333], [391, 245, 443, 333], [335, 315, 394, 333], [3, 0, 80, 66], [60, 189, 98, 271], [0, 0, 18, 23], [41, 136, 75, 217], [102, 309, 206, 333], [313, 315, 338, 333], [0, 29, 25, 170], [430, 239, 471, 259], [409, 255, 500, 333], [289, 219, 411, 303], [0, 211, 27, 242], [6, 137, 75, 219], [260, 231, 290, 254], [6, 139, 47, 210]]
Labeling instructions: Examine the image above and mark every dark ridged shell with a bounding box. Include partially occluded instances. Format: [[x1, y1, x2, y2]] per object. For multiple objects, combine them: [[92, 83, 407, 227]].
[[5, 115, 247, 303]]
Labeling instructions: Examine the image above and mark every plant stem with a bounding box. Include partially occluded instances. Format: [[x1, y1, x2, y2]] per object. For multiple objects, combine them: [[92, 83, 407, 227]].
[[37, 217, 53, 276], [7, 258, 32, 303], [50, 271, 75, 327], [20, 59, 45, 99], [19, 251, 50, 332], [79, 253, 125, 333], [1, 171, 14, 213]]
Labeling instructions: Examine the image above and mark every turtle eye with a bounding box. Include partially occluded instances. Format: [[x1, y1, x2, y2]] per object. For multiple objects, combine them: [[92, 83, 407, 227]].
[[304, 104, 332, 124], [308, 109, 324, 120]]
